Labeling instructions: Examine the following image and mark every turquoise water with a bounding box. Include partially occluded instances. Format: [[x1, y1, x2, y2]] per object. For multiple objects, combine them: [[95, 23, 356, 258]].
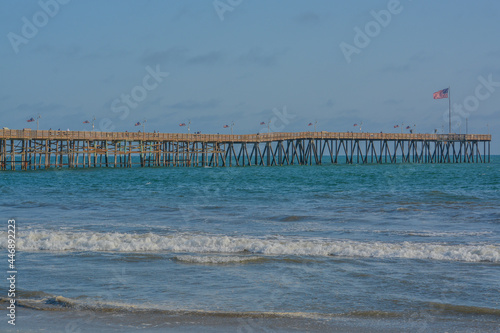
[[1, 158, 499, 331]]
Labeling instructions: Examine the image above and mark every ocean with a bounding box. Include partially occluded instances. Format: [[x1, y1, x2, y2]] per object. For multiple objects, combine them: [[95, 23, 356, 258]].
[[1, 158, 499, 332]]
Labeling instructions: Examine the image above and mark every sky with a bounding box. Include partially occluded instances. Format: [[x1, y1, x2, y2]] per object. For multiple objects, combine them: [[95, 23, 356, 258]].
[[1, 0, 499, 152]]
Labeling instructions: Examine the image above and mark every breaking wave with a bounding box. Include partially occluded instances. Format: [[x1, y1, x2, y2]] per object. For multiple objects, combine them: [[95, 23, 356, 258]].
[[1, 230, 499, 263], [173, 255, 267, 264]]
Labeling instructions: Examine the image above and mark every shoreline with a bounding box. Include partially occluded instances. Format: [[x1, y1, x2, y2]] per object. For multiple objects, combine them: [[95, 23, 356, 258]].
[[3, 307, 500, 333], [2, 303, 500, 333]]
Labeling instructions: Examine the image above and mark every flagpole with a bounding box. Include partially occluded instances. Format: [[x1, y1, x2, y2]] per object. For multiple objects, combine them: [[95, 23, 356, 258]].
[[448, 86, 451, 134]]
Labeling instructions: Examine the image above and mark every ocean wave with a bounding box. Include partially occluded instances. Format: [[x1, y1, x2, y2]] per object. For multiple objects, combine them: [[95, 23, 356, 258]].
[[429, 302, 500, 316], [173, 255, 267, 264], [1, 230, 499, 262], [0, 294, 327, 320], [278, 215, 311, 222], [372, 230, 494, 238], [2, 293, 500, 319]]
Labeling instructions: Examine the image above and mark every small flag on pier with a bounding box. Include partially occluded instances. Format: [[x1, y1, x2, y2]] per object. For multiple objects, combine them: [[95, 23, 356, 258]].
[[433, 88, 449, 99], [179, 123, 186, 127], [27, 117, 35, 122], [223, 124, 229, 128], [353, 123, 358, 127], [308, 123, 313, 126], [83, 120, 90, 124], [134, 122, 141, 126], [260, 122, 265, 125], [394, 125, 399, 128], [406, 126, 411, 129]]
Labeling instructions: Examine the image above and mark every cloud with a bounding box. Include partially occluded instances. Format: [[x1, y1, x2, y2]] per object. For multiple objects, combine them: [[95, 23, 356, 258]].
[[410, 53, 433, 64], [140, 48, 189, 65], [61, 45, 83, 58], [167, 99, 220, 110], [336, 108, 362, 118], [29, 43, 128, 61], [186, 51, 224, 65], [30, 43, 56, 54], [237, 48, 285, 67], [29, 44, 82, 59], [140, 48, 223, 66], [380, 53, 432, 74], [294, 12, 320, 25]]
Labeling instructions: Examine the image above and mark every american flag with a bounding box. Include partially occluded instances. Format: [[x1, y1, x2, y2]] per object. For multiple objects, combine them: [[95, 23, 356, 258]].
[[83, 120, 90, 124], [179, 123, 186, 127], [260, 121, 265, 125], [406, 126, 411, 129], [308, 123, 313, 126], [27, 117, 35, 122], [134, 122, 141, 126], [433, 88, 449, 99], [223, 124, 229, 128], [353, 123, 358, 127], [394, 125, 399, 128]]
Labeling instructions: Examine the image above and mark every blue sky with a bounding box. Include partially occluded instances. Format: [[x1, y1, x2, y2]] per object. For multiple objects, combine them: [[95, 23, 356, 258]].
[[1, 0, 498, 152]]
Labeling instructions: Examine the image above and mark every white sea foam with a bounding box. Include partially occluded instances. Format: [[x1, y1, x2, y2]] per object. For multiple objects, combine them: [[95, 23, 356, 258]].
[[372, 229, 494, 238], [1, 230, 499, 263], [174, 255, 264, 264]]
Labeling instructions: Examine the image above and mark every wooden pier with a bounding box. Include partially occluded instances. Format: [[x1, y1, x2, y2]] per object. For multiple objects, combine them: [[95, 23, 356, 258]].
[[0, 129, 491, 170]]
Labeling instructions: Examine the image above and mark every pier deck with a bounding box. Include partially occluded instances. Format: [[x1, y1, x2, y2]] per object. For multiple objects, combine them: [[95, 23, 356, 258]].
[[0, 129, 491, 170]]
